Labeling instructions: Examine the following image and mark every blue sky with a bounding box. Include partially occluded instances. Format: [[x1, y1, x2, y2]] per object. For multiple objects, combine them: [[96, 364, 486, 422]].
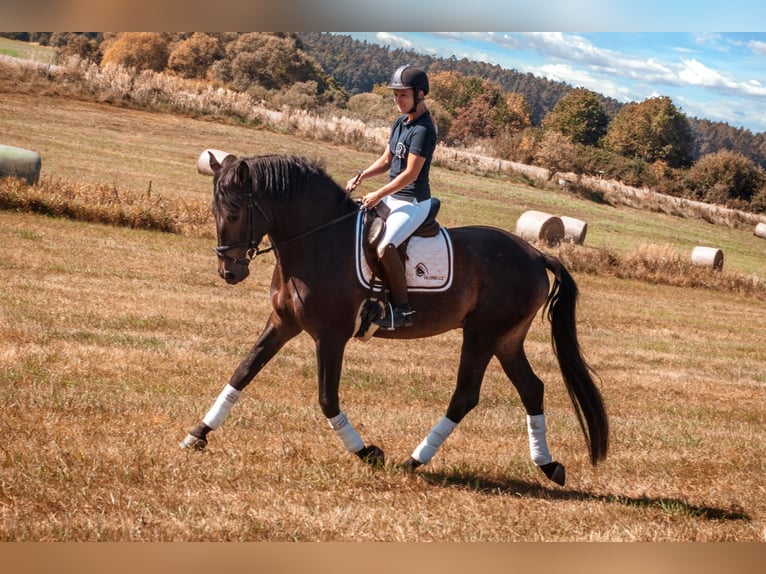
[[341, 32, 766, 134]]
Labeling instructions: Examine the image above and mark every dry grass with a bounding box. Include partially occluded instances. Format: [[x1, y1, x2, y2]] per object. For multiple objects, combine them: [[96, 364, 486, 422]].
[[1, 83, 765, 541], [0, 211, 763, 541]]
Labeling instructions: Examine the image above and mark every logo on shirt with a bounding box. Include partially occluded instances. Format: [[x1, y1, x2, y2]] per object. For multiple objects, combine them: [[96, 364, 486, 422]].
[[394, 142, 407, 159]]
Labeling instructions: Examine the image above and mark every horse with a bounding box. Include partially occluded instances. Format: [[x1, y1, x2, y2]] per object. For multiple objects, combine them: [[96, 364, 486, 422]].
[[180, 152, 609, 486]]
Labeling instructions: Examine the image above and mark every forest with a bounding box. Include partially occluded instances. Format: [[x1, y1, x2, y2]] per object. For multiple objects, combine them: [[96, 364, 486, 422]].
[[3, 31, 766, 212]]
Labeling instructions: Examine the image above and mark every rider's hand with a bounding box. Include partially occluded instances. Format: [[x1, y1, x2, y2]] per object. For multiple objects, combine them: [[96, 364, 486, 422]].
[[345, 170, 364, 192], [362, 191, 383, 209]]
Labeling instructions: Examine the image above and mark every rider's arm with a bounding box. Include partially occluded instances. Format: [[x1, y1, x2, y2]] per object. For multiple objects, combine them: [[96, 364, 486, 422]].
[[362, 152, 426, 208]]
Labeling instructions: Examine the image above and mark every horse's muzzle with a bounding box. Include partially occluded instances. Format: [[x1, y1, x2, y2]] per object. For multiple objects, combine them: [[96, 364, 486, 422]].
[[219, 265, 249, 284]]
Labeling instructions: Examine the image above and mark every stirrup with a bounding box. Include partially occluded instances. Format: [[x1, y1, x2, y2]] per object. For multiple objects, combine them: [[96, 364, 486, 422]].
[[374, 303, 415, 330]]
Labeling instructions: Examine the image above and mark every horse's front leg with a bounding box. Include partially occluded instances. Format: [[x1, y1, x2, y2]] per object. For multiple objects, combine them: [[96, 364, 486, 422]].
[[180, 314, 301, 450], [316, 335, 385, 466]]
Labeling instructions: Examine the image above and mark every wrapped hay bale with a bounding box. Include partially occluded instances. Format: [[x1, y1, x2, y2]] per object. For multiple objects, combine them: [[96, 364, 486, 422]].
[[0, 144, 42, 184], [691, 246, 724, 271], [197, 149, 235, 175], [560, 215, 588, 245], [755, 222, 766, 240], [515, 210, 565, 246]]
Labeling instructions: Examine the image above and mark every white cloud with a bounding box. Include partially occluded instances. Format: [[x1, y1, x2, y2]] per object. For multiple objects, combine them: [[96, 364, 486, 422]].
[[375, 32, 413, 50], [748, 40, 766, 55]]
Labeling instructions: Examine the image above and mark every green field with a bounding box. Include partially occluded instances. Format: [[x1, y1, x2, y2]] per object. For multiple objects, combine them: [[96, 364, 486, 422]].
[[0, 37, 54, 64]]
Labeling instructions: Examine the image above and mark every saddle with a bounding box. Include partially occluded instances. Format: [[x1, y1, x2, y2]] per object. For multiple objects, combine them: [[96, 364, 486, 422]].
[[364, 197, 442, 249]]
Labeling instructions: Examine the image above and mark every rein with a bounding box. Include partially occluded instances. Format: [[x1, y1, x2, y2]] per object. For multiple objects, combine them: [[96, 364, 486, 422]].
[[215, 195, 361, 265]]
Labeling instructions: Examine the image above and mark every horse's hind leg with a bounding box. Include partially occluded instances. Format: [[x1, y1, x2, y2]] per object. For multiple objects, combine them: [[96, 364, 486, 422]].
[[180, 315, 300, 450], [496, 341, 566, 486], [402, 332, 494, 470]]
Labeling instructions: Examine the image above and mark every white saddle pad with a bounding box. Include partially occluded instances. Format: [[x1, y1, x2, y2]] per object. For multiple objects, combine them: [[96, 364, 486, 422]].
[[354, 211, 454, 293]]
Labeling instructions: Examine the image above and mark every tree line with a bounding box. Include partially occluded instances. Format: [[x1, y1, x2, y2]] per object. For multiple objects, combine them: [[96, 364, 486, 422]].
[[3, 31, 765, 212]]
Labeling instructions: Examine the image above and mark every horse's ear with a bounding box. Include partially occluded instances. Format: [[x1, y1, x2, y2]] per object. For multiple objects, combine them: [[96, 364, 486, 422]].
[[198, 148, 234, 176], [208, 151, 222, 175], [234, 160, 250, 186]]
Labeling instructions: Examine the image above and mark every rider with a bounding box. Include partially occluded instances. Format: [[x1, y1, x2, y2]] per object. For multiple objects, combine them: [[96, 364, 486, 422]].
[[346, 64, 438, 330]]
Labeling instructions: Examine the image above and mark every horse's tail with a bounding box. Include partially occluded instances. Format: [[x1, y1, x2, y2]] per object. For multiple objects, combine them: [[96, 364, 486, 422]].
[[542, 253, 609, 466]]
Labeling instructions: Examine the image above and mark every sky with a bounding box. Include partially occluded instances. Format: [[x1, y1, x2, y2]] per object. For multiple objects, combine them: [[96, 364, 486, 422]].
[[341, 32, 766, 135]]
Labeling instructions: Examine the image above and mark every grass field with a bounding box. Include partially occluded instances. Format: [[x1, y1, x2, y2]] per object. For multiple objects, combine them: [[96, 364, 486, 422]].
[[0, 37, 54, 64], [1, 90, 765, 541]]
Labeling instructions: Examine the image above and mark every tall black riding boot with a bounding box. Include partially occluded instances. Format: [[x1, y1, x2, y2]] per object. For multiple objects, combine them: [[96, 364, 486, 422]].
[[374, 243, 414, 329]]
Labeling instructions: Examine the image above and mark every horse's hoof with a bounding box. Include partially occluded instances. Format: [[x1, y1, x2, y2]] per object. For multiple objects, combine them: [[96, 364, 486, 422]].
[[356, 444, 385, 468], [398, 457, 423, 473], [180, 434, 208, 451], [540, 461, 566, 486]]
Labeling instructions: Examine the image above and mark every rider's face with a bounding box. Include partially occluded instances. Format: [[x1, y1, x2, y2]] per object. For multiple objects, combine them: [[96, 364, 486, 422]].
[[392, 88, 415, 112]]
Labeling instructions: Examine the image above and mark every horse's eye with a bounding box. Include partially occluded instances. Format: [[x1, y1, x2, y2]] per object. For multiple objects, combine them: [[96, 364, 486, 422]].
[[227, 214, 240, 223]]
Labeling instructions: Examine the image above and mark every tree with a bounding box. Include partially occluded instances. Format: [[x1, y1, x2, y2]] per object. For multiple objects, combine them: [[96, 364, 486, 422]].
[[604, 96, 694, 168], [101, 32, 169, 72], [52, 33, 102, 63], [168, 33, 222, 79], [543, 87, 608, 146], [503, 92, 532, 133], [686, 150, 765, 205], [534, 130, 580, 174], [213, 33, 346, 106], [429, 71, 526, 145]]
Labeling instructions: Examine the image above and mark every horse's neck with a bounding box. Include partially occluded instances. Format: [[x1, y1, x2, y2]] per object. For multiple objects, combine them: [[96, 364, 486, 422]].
[[271, 201, 357, 272]]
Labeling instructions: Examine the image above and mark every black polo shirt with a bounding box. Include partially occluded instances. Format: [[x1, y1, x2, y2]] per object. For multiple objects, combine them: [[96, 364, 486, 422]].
[[388, 111, 437, 202]]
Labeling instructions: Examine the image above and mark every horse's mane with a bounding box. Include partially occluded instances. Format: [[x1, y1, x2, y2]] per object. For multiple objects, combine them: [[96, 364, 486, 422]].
[[215, 154, 347, 215]]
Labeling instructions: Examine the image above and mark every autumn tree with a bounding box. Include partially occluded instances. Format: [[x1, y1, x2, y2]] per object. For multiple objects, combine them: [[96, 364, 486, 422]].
[[543, 87, 608, 146], [428, 71, 528, 145], [686, 150, 765, 205], [534, 130, 580, 174], [100, 32, 169, 72], [167, 33, 222, 79], [604, 96, 693, 168], [212, 32, 344, 105]]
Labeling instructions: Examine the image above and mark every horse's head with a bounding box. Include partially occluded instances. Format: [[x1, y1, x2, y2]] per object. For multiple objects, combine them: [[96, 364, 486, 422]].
[[205, 151, 272, 284]]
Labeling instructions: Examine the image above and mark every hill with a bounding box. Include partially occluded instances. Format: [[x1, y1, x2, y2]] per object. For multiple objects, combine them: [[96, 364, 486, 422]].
[[296, 33, 766, 170]]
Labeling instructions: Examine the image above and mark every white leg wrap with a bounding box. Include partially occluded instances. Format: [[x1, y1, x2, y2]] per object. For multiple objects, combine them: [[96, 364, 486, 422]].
[[527, 414, 553, 466], [327, 411, 365, 453], [411, 416, 457, 464], [202, 384, 242, 430]]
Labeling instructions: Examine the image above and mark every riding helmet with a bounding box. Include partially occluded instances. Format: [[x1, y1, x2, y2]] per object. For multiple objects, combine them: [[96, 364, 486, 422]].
[[388, 64, 429, 96]]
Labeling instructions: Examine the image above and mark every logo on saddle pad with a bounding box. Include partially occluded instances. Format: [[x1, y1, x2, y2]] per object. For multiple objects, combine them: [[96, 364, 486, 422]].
[[354, 212, 454, 292]]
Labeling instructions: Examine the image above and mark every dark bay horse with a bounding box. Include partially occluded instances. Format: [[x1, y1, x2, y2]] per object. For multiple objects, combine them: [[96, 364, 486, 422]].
[[181, 152, 608, 486]]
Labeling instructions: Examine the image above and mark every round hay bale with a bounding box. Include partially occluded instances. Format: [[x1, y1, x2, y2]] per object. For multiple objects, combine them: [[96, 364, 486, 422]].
[[560, 215, 588, 245], [515, 210, 565, 246], [691, 246, 724, 271], [755, 222, 766, 240], [0, 144, 42, 184], [197, 149, 234, 176]]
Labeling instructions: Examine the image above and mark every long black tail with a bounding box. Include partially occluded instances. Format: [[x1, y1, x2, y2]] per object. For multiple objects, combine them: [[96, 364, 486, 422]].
[[542, 253, 609, 465]]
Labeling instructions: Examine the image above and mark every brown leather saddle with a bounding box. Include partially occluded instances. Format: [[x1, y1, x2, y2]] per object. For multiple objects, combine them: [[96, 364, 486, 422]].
[[364, 197, 442, 250]]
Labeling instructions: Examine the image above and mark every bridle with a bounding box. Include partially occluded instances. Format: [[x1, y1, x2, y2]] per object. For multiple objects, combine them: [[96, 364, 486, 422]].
[[214, 193, 361, 266], [214, 193, 272, 266]]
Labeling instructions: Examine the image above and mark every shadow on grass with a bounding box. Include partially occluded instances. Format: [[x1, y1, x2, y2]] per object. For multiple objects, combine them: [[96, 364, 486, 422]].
[[418, 468, 750, 522]]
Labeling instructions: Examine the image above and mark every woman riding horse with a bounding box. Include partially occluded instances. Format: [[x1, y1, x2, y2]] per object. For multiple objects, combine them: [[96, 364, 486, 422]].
[[346, 64, 438, 330], [181, 151, 609, 487]]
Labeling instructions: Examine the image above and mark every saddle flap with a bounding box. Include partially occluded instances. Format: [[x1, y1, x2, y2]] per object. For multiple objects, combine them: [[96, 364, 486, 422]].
[[355, 210, 453, 293]]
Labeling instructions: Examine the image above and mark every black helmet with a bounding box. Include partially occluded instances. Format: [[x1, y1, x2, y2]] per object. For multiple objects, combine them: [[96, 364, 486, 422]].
[[388, 64, 429, 96]]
